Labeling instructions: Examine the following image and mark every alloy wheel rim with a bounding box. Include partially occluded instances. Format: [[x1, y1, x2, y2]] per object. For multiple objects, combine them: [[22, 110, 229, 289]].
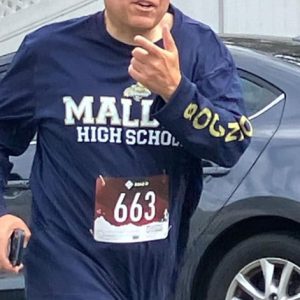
[[225, 257, 300, 300]]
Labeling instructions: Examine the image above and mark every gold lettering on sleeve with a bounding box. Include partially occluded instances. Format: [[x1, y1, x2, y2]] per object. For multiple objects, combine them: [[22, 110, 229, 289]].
[[193, 108, 212, 130], [209, 113, 225, 137], [239, 116, 253, 137], [225, 122, 240, 143], [183, 103, 199, 120], [182, 101, 252, 143]]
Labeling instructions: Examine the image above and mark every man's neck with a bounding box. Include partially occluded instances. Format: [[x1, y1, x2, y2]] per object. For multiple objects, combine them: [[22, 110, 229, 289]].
[[104, 13, 174, 45]]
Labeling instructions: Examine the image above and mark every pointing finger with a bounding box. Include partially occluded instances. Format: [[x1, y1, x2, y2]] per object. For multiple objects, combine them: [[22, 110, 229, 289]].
[[162, 25, 177, 52]]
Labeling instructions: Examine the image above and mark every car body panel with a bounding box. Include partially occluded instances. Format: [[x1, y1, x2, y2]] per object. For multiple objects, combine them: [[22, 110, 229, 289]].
[[189, 45, 287, 242]]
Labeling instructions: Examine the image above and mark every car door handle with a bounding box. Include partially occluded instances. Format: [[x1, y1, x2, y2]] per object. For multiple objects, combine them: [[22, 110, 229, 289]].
[[6, 180, 30, 190], [202, 160, 231, 177]]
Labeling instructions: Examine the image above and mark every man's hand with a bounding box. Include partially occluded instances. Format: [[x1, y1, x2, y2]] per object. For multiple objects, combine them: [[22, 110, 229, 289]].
[[129, 25, 181, 102], [0, 214, 31, 273]]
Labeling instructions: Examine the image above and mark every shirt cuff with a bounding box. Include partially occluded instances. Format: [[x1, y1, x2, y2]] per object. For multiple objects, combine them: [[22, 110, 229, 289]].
[[151, 75, 198, 122]]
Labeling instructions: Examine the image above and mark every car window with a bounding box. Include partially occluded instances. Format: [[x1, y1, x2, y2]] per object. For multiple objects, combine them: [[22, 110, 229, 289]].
[[238, 70, 283, 117]]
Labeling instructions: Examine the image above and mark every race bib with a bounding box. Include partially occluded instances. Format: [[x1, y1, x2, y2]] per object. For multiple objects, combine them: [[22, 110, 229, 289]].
[[93, 174, 169, 243]]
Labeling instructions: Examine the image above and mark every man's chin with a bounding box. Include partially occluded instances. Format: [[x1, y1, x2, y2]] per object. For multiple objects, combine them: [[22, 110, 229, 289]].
[[129, 17, 159, 32]]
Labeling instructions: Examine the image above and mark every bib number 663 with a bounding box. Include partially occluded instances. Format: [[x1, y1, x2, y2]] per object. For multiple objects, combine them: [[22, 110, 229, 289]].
[[114, 191, 156, 223]]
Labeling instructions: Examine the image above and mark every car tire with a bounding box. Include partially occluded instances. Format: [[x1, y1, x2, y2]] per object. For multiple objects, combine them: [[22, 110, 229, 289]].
[[204, 232, 300, 300]]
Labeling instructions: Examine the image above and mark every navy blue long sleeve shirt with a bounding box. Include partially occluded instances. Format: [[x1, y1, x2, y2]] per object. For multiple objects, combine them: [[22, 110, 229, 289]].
[[0, 5, 251, 300]]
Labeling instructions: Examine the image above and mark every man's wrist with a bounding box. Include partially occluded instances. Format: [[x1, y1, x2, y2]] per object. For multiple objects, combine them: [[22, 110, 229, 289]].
[[161, 74, 182, 102]]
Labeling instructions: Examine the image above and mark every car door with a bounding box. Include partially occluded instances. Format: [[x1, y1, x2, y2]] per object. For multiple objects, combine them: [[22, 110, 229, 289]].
[[188, 57, 285, 241], [175, 50, 288, 300]]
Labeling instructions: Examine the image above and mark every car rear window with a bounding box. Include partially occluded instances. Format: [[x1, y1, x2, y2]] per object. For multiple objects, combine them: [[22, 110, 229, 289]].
[[238, 70, 283, 117]]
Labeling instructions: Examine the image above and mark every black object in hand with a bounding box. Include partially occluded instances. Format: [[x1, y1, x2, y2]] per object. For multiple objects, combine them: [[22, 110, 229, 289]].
[[9, 229, 25, 267]]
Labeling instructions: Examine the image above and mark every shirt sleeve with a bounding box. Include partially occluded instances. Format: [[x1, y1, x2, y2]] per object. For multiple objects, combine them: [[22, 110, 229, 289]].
[[151, 34, 252, 168], [0, 35, 37, 216]]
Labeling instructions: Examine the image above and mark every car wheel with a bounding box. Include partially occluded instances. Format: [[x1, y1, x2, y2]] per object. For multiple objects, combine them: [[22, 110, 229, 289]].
[[205, 233, 300, 300]]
